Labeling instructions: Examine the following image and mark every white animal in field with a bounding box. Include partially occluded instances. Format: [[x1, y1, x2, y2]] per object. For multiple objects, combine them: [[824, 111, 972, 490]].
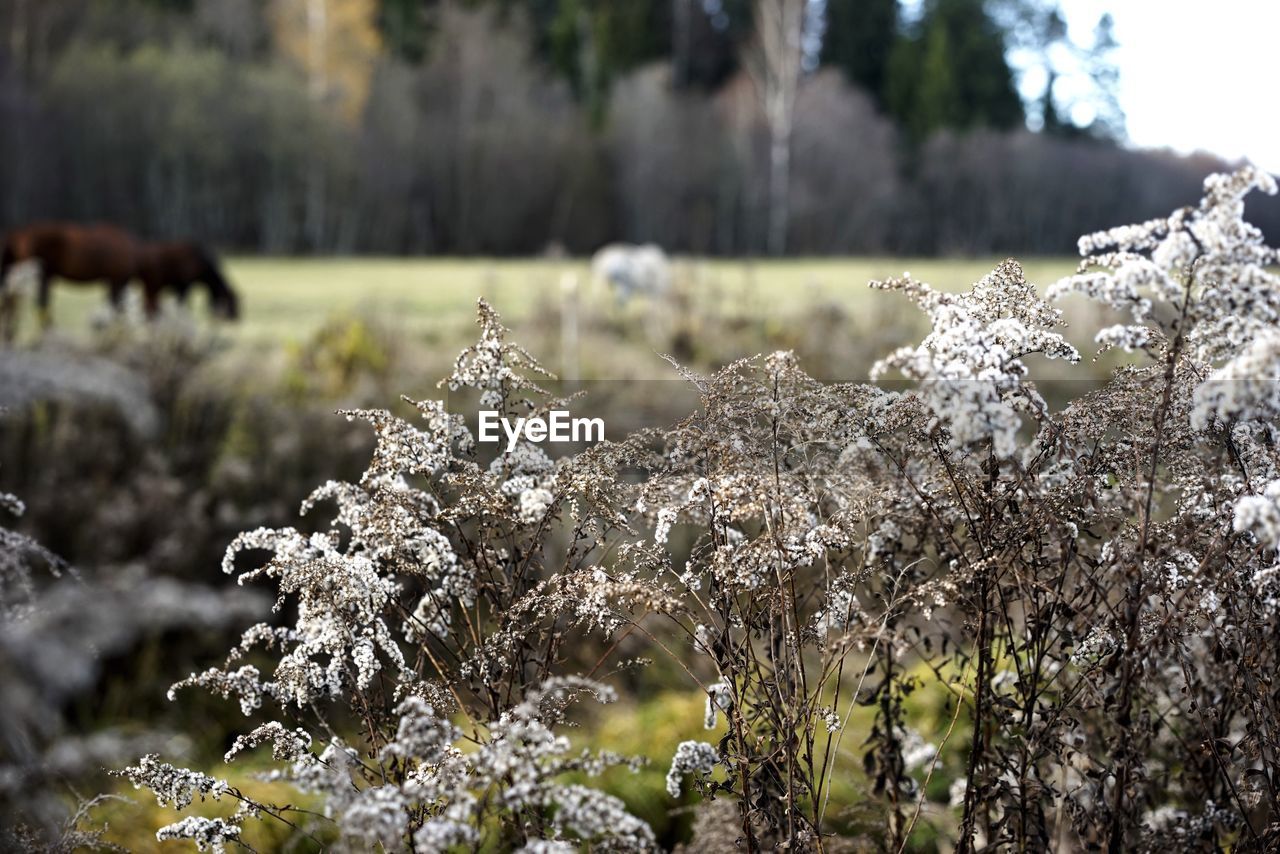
[[590, 243, 671, 303]]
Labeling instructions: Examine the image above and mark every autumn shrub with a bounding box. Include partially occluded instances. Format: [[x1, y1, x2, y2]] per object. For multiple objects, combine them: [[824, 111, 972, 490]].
[[109, 165, 1280, 852]]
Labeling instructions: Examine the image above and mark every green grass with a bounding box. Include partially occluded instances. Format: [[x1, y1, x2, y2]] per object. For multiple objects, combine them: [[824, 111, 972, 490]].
[[33, 256, 1082, 352], [94, 761, 329, 852]]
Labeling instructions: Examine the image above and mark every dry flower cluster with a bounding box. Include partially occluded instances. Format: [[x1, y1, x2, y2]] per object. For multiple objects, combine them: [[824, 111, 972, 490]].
[[108, 165, 1280, 851]]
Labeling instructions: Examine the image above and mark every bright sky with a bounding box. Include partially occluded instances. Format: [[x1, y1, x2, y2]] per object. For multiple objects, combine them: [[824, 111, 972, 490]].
[[1061, 0, 1280, 171]]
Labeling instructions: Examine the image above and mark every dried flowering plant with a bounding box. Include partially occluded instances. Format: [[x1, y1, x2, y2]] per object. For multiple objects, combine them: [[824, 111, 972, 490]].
[[0, 487, 65, 619], [115, 165, 1280, 853], [1034, 163, 1280, 850], [624, 351, 900, 849], [638, 165, 1280, 851], [124, 302, 664, 851], [628, 258, 1082, 850]]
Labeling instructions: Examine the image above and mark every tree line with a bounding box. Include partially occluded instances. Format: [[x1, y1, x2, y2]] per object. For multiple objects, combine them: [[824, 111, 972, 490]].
[[0, 0, 1275, 256]]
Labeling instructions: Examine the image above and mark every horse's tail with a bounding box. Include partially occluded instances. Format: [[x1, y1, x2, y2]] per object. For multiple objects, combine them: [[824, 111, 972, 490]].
[[196, 245, 239, 320]]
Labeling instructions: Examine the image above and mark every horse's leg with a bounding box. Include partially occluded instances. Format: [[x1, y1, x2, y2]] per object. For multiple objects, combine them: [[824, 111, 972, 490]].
[[36, 270, 53, 331], [0, 289, 16, 345], [0, 252, 12, 345], [0, 247, 25, 344], [0, 245, 12, 294], [108, 279, 129, 314]]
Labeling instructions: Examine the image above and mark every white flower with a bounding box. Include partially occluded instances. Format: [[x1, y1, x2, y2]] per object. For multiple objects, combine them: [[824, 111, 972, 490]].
[[654, 507, 678, 545], [948, 777, 968, 808], [224, 723, 312, 763], [1055, 163, 1280, 374], [170, 664, 264, 716], [120, 755, 228, 810], [1143, 804, 1188, 831], [872, 260, 1078, 459], [1070, 625, 1118, 666], [820, 707, 842, 733], [414, 818, 478, 851], [380, 696, 460, 764], [704, 680, 733, 729], [1095, 323, 1151, 353], [1232, 479, 1280, 550], [899, 728, 937, 772], [666, 741, 719, 798], [156, 816, 240, 853], [340, 785, 410, 850], [1191, 330, 1280, 430], [516, 842, 577, 854], [811, 588, 860, 642], [518, 487, 555, 523], [546, 785, 656, 850]]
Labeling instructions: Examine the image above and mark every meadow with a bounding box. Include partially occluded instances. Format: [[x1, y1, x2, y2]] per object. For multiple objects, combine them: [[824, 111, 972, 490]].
[[38, 255, 1083, 353]]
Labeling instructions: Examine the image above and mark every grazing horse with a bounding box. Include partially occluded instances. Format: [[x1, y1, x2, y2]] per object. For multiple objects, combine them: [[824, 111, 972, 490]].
[[0, 222, 239, 339], [1, 223, 139, 333], [590, 243, 672, 304]]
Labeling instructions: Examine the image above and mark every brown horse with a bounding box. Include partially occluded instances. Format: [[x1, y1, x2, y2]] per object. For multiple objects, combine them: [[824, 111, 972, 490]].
[[0, 222, 239, 338]]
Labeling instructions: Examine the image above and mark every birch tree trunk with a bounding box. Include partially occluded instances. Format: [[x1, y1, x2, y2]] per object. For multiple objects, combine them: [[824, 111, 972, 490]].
[[749, 0, 806, 256], [305, 0, 328, 250]]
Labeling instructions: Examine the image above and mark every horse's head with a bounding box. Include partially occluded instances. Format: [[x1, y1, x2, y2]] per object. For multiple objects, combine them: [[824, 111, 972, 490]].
[[211, 277, 240, 320], [196, 246, 240, 320]]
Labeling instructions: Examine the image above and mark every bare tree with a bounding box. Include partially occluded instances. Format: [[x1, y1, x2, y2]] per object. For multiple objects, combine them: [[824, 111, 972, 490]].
[[746, 0, 806, 256], [305, 0, 328, 249], [790, 70, 899, 253]]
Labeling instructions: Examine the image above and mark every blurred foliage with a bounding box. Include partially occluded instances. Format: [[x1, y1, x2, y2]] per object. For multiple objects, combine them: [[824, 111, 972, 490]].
[[270, 0, 382, 123], [0, 320, 374, 580], [887, 0, 1024, 141], [282, 314, 396, 401], [1, 0, 1242, 257], [823, 0, 899, 109]]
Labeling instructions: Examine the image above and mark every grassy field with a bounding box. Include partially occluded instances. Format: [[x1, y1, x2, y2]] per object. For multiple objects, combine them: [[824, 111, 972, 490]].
[[34, 256, 1083, 351]]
